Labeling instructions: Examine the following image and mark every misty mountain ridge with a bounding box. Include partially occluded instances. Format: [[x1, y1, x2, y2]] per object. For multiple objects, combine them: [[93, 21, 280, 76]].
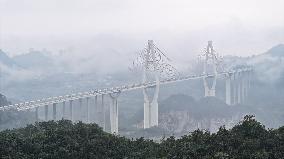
[[13, 49, 54, 69], [0, 43, 283, 76], [265, 43, 284, 57], [0, 49, 17, 67], [0, 43, 283, 102]]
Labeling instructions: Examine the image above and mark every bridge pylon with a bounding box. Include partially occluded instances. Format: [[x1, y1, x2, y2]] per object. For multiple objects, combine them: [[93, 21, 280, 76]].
[[142, 40, 160, 128], [203, 41, 218, 97], [129, 40, 179, 129]]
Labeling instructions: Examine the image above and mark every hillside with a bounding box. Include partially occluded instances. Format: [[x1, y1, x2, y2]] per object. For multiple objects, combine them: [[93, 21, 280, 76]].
[[0, 94, 35, 130], [13, 49, 54, 69], [266, 44, 284, 57], [0, 50, 16, 67], [127, 94, 254, 137]]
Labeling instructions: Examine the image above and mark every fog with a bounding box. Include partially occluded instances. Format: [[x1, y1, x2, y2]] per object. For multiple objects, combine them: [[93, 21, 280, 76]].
[[1, 0, 284, 59]]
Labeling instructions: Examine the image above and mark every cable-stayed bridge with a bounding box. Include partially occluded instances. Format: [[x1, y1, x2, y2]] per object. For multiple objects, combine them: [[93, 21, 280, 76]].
[[0, 40, 252, 134]]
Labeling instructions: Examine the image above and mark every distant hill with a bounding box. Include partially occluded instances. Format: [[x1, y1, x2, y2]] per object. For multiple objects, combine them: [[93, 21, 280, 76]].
[[0, 49, 16, 67], [13, 50, 53, 69], [159, 94, 248, 118], [159, 94, 196, 112], [131, 94, 252, 122], [0, 94, 11, 106], [265, 44, 284, 57]]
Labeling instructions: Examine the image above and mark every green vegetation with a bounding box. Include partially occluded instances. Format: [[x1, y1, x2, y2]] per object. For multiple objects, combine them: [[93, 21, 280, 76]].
[[0, 115, 284, 159], [0, 94, 35, 131]]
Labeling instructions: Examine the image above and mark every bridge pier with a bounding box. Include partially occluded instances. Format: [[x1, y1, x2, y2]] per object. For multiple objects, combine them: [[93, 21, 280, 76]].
[[35, 107, 39, 122], [94, 96, 98, 124], [100, 95, 106, 131], [232, 73, 236, 105], [225, 73, 232, 105], [241, 74, 246, 102], [248, 70, 251, 89], [62, 101, 66, 119], [109, 92, 121, 134], [237, 73, 242, 104], [79, 98, 82, 121], [44, 104, 48, 121], [69, 100, 73, 121], [86, 97, 90, 123], [143, 83, 160, 128], [52, 103, 57, 120], [144, 99, 150, 128], [150, 100, 159, 127], [244, 72, 248, 98]]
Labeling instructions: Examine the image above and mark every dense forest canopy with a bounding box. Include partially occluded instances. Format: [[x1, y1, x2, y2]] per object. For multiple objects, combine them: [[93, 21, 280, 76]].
[[0, 115, 283, 159]]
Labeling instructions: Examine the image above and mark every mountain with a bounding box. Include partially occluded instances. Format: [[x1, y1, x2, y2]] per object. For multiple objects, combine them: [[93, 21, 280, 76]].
[[0, 94, 11, 106], [13, 49, 54, 69], [127, 94, 254, 137], [0, 49, 16, 67], [265, 44, 284, 57]]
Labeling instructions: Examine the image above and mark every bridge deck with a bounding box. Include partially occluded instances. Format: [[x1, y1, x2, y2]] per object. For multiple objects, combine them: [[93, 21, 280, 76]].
[[0, 68, 252, 111]]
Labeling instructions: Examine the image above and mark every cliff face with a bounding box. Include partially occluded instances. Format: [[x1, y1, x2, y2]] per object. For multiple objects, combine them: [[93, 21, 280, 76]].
[[0, 94, 11, 106], [156, 94, 252, 135], [130, 94, 254, 138], [159, 111, 245, 134]]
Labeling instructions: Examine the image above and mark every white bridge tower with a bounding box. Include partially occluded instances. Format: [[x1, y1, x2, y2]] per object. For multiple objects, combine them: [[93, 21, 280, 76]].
[[203, 41, 219, 97], [143, 40, 160, 128], [131, 40, 179, 129]]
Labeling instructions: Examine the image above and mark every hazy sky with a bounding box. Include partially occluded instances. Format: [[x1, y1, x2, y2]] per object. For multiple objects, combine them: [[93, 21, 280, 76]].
[[0, 0, 284, 57]]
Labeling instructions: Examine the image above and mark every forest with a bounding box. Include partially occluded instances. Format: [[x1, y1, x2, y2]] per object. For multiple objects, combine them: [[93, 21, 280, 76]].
[[0, 115, 283, 159], [0, 115, 284, 159]]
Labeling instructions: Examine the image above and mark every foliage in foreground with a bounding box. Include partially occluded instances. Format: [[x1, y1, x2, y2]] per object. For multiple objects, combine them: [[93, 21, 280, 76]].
[[0, 115, 284, 159]]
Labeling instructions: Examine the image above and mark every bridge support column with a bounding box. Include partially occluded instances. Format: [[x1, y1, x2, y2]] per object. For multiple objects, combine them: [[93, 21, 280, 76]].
[[232, 73, 237, 105], [35, 107, 39, 122], [94, 96, 98, 124], [69, 100, 73, 121], [109, 92, 121, 134], [101, 95, 106, 131], [245, 74, 248, 98], [237, 72, 242, 104], [248, 71, 251, 89], [150, 100, 158, 127], [86, 97, 90, 123], [62, 101, 66, 119], [144, 100, 150, 128], [79, 98, 82, 121], [225, 74, 232, 105], [242, 74, 246, 103], [52, 103, 57, 120], [144, 99, 159, 129], [44, 105, 48, 121], [143, 81, 160, 129]]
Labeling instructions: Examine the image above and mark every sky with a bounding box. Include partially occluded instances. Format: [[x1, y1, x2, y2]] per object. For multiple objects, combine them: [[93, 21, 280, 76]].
[[0, 0, 284, 59]]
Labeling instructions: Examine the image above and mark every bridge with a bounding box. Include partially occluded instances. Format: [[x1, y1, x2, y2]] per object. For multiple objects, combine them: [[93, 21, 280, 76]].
[[0, 40, 252, 134]]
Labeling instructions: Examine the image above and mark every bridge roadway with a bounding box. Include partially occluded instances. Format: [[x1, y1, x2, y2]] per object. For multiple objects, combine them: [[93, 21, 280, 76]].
[[0, 68, 251, 112]]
